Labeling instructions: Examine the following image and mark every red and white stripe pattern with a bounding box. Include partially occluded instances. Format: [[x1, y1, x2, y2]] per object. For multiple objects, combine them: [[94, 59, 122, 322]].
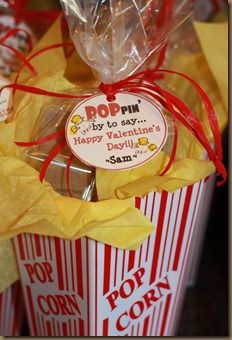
[[0, 281, 24, 336], [13, 180, 205, 336], [186, 175, 216, 287]]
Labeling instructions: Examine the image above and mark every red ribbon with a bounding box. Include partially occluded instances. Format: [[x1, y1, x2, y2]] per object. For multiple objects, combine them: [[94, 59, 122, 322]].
[[10, 66, 227, 190], [15, 130, 65, 147], [12, 41, 76, 95], [66, 154, 74, 197], [0, 28, 36, 75], [0, 27, 33, 50], [39, 137, 67, 184], [144, 0, 174, 70], [99, 69, 227, 186]]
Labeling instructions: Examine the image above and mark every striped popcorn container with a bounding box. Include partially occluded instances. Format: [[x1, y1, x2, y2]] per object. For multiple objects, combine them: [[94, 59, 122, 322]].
[[0, 281, 25, 336], [12, 178, 207, 336], [186, 175, 216, 287]]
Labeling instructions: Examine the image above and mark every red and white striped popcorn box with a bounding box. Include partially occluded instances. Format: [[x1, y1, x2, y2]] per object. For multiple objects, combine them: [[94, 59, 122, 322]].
[[0, 281, 24, 336], [186, 174, 216, 287], [13, 179, 207, 336]]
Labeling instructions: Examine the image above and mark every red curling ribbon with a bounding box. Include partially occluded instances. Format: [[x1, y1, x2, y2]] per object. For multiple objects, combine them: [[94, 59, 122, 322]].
[[15, 125, 75, 197], [10, 22, 226, 193], [155, 44, 168, 70], [160, 119, 178, 176], [0, 83, 90, 100], [66, 154, 74, 197], [0, 27, 33, 50], [156, 0, 174, 30], [15, 130, 65, 147], [12, 69, 227, 192], [144, 0, 174, 71], [154, 0, 174, 69], [39, 137, 67, 183], [14, 67, 227, 190], [140, 80, 215, 156], [141, 82, 179, 177], [0, 43, 36, 75], [155, 68, 223, 160], [98, 69, 227, 186], [0, 28, 36, 75], [15, 130, 68, 183], [15, 129, 75, 195], [13, 41, 74, 94]]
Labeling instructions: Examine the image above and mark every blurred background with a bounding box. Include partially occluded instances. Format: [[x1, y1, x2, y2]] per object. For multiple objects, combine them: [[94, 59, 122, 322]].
[[178, 128, 228, 336]]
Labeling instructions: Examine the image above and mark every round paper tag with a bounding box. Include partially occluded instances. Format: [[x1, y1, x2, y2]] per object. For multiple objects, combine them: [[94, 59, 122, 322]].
[[65, 93, 168, 170]]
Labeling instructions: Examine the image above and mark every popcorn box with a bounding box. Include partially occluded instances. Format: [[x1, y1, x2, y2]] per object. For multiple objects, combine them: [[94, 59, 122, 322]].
[[186, 175, 216, 287], [170, 175, 217, 332], [0, 281, 24, 336], [13, 179, 207, 336]]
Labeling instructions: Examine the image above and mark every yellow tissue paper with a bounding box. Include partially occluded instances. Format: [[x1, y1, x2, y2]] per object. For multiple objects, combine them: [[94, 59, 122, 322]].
[[194, 21, 228, 110], [0, 239, 18, 293], [0, 156, 153, 248]]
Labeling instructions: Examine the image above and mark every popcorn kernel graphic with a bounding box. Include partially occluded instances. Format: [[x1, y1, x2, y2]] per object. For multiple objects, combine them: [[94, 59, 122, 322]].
[[70, 125, 78, 134], [148, 144, 157, 151], [136, 137, 157, 153], [138, 137, 149, 145], [70, 114, 84, 135], [71, 115, 83, 124]]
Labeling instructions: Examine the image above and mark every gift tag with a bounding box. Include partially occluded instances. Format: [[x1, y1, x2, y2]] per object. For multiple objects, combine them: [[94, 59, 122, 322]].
[[66, 93, 168, 171], [0, 76, 13, 121]]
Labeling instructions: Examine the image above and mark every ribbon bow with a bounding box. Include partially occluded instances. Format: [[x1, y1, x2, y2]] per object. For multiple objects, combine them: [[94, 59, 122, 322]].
[[2, 65, 226, 197]]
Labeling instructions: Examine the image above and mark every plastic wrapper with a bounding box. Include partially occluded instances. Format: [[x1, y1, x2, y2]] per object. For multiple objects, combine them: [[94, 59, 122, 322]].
[[26, 86, 98, 200], [166, 0, 228, 60], [25, 0, 193, 200], [60, 0, 192, 83]]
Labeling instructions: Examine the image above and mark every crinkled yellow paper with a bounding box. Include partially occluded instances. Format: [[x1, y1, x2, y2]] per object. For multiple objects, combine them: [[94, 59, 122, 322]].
[[0, 18, 228, 292], [0, 156, 153, 246], [194, 21, 228, 110], [0, 239, 18, 292]]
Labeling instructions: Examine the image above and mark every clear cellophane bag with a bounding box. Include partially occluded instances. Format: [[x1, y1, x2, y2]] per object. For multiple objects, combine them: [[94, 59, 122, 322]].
[[26, 0, 193, 200]]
